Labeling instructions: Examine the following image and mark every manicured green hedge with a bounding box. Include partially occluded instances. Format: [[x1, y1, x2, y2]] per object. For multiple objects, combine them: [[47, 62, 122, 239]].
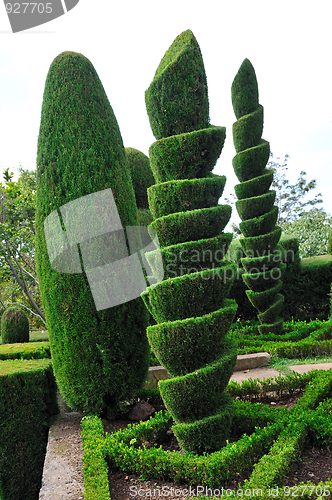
[[0, 358, 58, 500], [0, 341, 51, 361], [81, 369, 332, 499]]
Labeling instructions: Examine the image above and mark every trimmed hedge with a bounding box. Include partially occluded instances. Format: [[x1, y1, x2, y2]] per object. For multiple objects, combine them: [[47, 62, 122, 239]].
[[0, 341, 50, 361], [1, 306, 29, 344], [0, 358, 58, 499], [81, 369, 332, 499], [143, 30, 237, 453], [232, 59, 284, 335], [35, 51, 149, 416]]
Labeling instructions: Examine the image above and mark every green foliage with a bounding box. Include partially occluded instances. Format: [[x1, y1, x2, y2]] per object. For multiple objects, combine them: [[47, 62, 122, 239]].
[[230, 253, 332, 323], [82, 369, 332, 497], [267, 153, 323, 227], [328, 231, 332, 255], [144, 30, 236, 453], [149, 126, 225, 183], [231, 58, 259, 120], [149, 204, 231, 247], [0, 167, 45, 325], [147, 174, 226, 220], [231, 59, 284, 335], [0, 359, 58, 499], [0, 341, 50, 360], [35, 51, 149, 415], [145, 29, 209, 139], [125, 147, 155, 210], [81, 416, 110, 500], [147, 299, 237, 376], [1, 305, 29, 344], [283, 208, 332, 257]]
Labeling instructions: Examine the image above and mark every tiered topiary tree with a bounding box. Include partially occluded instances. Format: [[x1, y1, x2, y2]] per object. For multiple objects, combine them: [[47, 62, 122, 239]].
[[35, 51, 150, 416], [141, 30, 238, 454], [125, 147, 155, 226], [1, 306, 29, 344], [231, 59, 285, 335]]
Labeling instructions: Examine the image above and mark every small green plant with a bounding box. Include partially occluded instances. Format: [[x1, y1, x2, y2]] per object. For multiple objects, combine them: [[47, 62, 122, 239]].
[[1, 306, 29, 344]]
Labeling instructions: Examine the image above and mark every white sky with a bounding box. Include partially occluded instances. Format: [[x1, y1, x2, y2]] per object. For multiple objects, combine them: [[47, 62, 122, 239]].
[[0, 0, 331, 231]]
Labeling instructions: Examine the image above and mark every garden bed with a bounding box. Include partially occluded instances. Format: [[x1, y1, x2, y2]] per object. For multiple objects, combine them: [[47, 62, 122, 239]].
[[81, 365, 332, 500]]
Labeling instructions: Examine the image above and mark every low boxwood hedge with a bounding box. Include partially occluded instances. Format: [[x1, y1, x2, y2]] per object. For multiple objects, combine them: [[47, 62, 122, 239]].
[[81, 368, 332, 499]]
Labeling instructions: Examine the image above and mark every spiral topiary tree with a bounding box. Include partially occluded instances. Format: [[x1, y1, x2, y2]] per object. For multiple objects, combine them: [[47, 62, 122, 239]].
[[231, 59, 285, 335], [1, 306, 29, 344], [141, 30, 238, 454], [35, 52, 150, 416]]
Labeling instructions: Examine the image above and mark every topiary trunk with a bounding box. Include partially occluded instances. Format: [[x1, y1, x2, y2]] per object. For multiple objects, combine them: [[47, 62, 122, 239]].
[[35, 51, 150, 416], [231, 59, 285, 335], [142, 30, 238, 454]]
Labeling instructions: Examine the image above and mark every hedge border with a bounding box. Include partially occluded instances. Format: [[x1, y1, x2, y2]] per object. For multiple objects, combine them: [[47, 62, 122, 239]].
[[81, 368, 332, 499]]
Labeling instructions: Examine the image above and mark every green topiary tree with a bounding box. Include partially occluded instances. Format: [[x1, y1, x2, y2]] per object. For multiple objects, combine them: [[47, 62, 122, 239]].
[[1, 306, 29, 344], [231, 59, 285, 335], [35, 51, 150, 416], [125, 147, 155, 226], [142, 30, 238, 454]]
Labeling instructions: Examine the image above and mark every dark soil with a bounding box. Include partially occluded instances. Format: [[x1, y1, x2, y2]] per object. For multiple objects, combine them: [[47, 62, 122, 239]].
[[104, 392, 332, 500]]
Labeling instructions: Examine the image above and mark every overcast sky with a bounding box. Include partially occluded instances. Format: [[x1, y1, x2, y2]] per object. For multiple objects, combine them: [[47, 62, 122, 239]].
[[0, 0, 331, 230]]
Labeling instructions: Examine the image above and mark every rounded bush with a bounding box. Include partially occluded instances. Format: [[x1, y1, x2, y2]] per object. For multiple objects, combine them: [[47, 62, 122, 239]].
[[1, 307, 29, 344]]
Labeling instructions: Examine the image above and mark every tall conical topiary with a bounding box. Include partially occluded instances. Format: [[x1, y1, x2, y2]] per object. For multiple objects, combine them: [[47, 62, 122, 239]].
[[35, 52, 150, 416], [142, 30, 238, 454], [231, 59, 285, 335]]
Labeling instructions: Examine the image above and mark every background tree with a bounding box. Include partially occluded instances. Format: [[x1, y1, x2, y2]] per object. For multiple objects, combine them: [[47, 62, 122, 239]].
[[0, 167, 45, 325], [227, 153, 324, 236], [283, 208, 332, 257], [267, 153, 323, 226]]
